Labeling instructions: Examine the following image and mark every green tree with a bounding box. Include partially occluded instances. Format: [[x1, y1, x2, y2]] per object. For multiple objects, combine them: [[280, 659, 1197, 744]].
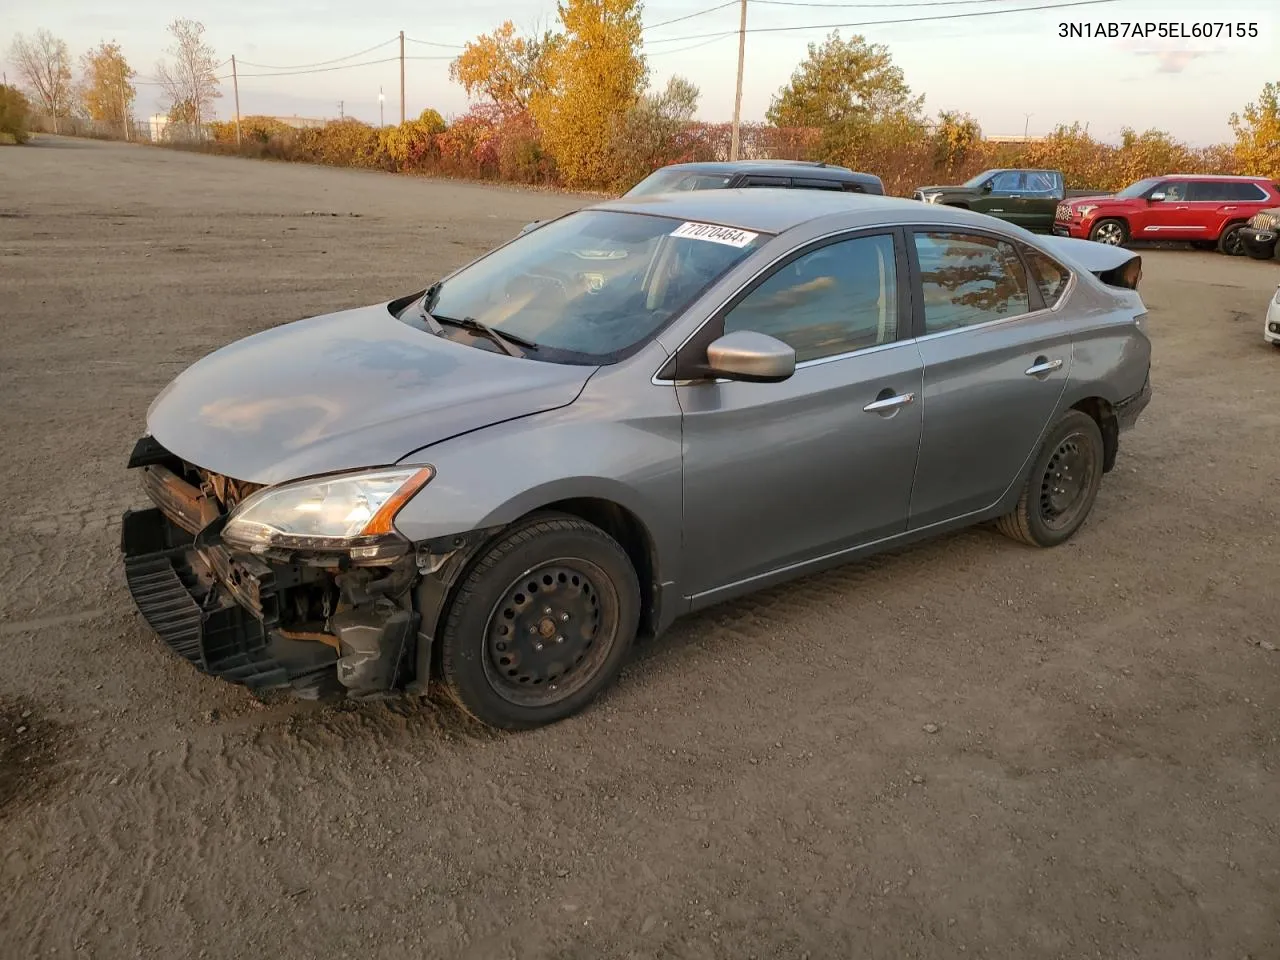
[[80, 40, 136, 126], [766, 31, 922, 130], [931, 110, 982, 170], [450, 21, 561, 114], [1229, 81, 1280, 178], [0, 84, 33, 143], [532, 0, 648, 188], [609, 75, 699, 188]]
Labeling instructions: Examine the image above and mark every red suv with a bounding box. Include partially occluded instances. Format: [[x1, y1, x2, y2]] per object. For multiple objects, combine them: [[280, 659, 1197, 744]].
[[1054, 175, 1280, 255]]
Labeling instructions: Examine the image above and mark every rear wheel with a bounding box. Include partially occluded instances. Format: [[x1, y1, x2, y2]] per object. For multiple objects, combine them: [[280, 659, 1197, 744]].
[[1218, 222, 1247, 256], [438, 513, 640, 730], [996, 410, 1105, 548], [1089, 219, 1128, 246]]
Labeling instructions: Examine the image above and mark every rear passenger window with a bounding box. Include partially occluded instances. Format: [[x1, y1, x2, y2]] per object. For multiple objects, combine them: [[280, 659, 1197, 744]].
[[1022, 246, 1071, 308], [913, 232, 1030, 333]]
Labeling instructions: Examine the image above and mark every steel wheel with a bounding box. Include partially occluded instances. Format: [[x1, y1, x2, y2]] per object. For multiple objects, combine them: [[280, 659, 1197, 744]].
[[482, 560, 617, 707], [438, 513, 640, 729], [1038, 432, 1097, 532], [1091, 220, 1125, 245]]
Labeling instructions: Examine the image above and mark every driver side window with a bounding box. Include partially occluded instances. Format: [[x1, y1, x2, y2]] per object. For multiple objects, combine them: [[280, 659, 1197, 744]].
[[1160, 181, 1188, 201], [990, 171, 1023, 193], [723, 233, 899, 363]]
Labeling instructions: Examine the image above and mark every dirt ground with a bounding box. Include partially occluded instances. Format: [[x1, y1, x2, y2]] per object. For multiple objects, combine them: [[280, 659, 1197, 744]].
[[1, 137, 1277, 959]]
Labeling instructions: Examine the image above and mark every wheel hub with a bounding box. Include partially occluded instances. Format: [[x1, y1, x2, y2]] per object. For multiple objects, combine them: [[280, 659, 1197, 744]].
[[1039, 435, 1092, 528], [486, 564, 603, 697]]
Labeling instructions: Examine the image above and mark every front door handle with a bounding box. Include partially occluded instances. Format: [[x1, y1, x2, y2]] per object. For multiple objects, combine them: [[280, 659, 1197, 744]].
[[1025, 357, 1063, 377], [863, 391, 915, 414]]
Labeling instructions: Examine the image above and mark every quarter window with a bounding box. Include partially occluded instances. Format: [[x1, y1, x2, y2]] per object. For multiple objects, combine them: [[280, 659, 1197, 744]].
[[1228, 181, 1267, 201], [913, 232, 1031, 333], [1022, 245, 1071, 308], [723, 233, 898, 362]]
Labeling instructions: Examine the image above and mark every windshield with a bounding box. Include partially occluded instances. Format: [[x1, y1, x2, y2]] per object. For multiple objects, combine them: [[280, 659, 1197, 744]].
[[1113, 177, 1161, 198], [624, 170, 733, 197], [962, 169, 1000, 188], [427, 210, 767, 362]]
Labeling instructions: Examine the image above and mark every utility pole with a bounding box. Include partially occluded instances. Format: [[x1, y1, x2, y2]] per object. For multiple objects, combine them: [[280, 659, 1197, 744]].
[[231, 55, 242, 147], [729, 0, 748, 160], [379, 87, 385, 128], [394, 30, 404, 124], [338, 100, 344, 119], [120, 77, 131, 141], [1023, 113, 1032, 139]]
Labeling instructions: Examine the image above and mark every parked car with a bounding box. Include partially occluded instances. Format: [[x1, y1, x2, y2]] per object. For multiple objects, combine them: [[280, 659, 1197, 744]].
[[518, 160, 885, 235], [1266, 284, 1280, 347], [121, 191, 1152, 730], [1054, 174, 1280, 254], [1240, 207, 1279, 260], [911, 168, 1100, 232]]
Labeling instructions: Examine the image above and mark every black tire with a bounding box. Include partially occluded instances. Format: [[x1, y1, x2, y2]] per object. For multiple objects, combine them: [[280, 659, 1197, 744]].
[[996, 410, 1105, 548], [1088, 218, 1128, 246], [438, 513, 640, 730], [1218, 222, 1247, 256]]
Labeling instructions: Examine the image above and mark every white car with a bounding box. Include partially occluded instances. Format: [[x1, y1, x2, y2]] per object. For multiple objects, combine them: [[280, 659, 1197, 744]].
[[1268, 284, 1280, 347]]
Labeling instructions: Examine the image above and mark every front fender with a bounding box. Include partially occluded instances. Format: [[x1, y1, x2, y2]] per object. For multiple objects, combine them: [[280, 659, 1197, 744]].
[[390, 376, 685, 588]]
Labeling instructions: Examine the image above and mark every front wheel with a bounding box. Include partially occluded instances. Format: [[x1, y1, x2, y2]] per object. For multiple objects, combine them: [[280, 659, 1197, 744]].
[[996, 410, 1105, 548], [438, 513, 640, 730], [1089, 218, 1128, 246]]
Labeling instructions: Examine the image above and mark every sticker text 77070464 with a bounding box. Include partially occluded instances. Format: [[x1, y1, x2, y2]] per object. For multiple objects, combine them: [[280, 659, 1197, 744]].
[[670, 221, 759, 248]]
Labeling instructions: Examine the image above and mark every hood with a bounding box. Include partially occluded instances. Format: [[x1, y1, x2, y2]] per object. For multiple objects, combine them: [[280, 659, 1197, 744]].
[[915, 185, 974, 197], [146, 301, 596, 485]]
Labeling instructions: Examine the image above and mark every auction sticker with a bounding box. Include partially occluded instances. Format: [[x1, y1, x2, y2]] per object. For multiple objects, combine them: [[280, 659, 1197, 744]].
[[670, 221, 759, 248]]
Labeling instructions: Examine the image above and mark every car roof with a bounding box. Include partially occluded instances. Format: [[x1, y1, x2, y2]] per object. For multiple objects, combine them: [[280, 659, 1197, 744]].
[[1155, 174, 1271, 181], [656, 160, 878, 181], [592, 188, 1002, 235]]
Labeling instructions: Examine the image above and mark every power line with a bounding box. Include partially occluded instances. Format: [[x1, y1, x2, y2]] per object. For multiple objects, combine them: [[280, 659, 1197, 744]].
[[643, 0, 1118, 43], [644, 2, 738, 31], [404, 36, 466, 49], [753, 0, 1038, 7], [648, 32, 740, 56], [235, 37, 398, 71], [236, 57, 400, 79]]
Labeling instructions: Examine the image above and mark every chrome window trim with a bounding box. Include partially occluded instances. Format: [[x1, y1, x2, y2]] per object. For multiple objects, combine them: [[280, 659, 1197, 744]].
[[650, 219, 1078, 385]]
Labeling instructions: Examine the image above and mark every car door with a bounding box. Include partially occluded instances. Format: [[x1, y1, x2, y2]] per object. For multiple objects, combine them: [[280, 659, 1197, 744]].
[[1019, 171, 1062, 231], [974, 171, 1025, 223], [1132, 179, 1193, 238], [673, 229, 924, 599], [906, 229, 1073, 530]]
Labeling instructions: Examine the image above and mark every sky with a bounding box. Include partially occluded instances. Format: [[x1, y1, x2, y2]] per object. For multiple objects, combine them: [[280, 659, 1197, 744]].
[[3, 0, 1274, 146]]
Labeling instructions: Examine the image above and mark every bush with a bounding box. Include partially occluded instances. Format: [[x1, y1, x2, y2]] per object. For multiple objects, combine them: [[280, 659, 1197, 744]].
[[0, 85, 31, 144]]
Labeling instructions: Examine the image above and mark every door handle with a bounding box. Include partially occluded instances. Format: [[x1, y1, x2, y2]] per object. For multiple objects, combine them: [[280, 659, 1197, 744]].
[[1024, 357, 1063, 377], [863, 391, 915, 413]]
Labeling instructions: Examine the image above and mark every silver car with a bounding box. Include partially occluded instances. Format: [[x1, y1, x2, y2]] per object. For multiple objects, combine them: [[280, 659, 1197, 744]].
[[121, 190, 1153, 729]]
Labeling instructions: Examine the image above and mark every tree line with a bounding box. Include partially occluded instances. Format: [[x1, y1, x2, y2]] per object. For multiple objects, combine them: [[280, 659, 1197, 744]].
[[4, 3, 1277, 190]]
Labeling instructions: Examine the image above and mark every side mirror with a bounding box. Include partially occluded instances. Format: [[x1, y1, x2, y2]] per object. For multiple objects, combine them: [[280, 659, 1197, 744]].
[[703, 330, 795, 383], [1148, 192, 1165, 203], [981, 182, 994, 194]]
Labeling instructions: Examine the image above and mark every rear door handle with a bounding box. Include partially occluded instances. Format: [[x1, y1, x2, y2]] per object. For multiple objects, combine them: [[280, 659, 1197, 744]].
[[863, 391, 915, 413], [1025, 357, 1063, 377]]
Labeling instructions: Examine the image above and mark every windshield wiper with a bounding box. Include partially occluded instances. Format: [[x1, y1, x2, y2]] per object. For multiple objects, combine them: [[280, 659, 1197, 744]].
[[416, 282, 446, 335], [433, 314, 537, 357]]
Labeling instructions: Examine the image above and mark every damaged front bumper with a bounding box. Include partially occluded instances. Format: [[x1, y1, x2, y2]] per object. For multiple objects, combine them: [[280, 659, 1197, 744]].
[[119, 437, 492, 701]]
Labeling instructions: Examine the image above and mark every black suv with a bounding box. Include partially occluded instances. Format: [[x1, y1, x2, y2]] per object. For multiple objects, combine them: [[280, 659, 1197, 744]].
[[519, 160, 885, 235]]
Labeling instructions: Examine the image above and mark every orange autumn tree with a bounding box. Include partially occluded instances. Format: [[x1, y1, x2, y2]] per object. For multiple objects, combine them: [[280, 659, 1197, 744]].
[[1230, 81, 1280, 178], [80, 40, 136, 126], [531, 0, 647, 188], [449, 21, 560, 115]]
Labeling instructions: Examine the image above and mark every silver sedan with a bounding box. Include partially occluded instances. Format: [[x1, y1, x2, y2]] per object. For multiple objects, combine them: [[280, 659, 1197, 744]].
[[121, 190, 1153, 729]]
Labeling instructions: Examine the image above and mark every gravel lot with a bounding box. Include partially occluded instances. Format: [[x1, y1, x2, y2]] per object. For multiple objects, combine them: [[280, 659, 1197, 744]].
[[1, 137, 1278, 959]]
